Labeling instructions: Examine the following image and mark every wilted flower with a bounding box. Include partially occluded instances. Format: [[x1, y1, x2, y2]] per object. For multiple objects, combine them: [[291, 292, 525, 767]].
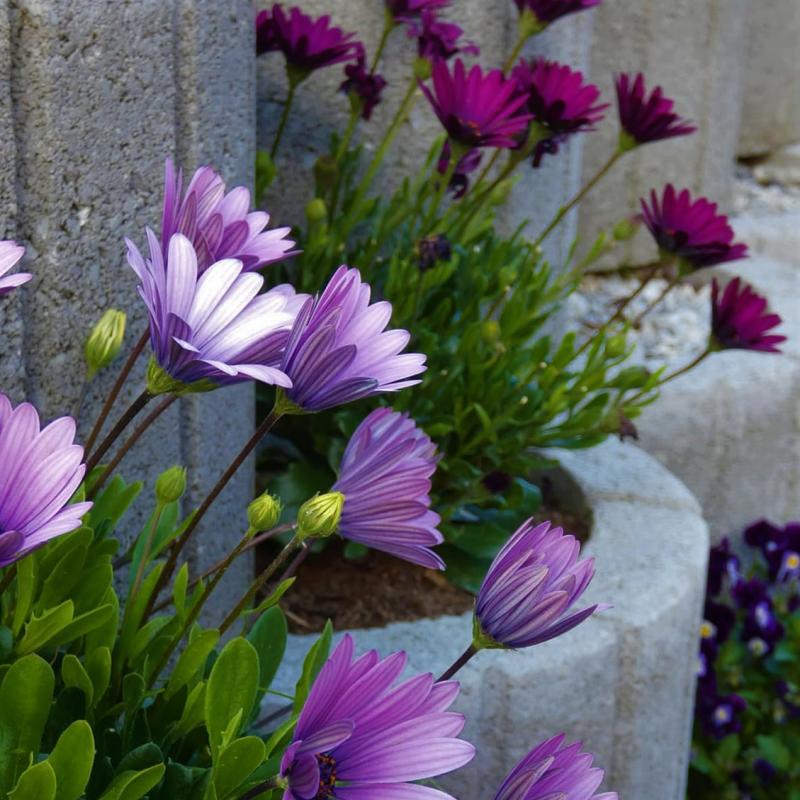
[[127, 231, 306, 394], [513, 0, 602, 30], [409, 10, 478, 62], [711, 278, 785, 353], [494, 734, 617, 800], [512, 58, 607, 166], [474, 519, 602, 649], [161, 159, 296, 273], [340, 54, 387, 121], [0, 395, 92, 568], [280, 634, 474, 800], [615, 73, 696, 148], [640, 185, 748, 271], [385, 0, 451, 21], [0, 240, 30, 295], [280, 265, 426, 412], [421, 59, 532, 149], [437, 142, 482, 198], [332, 408, 444, 569], [417, 233, 452, 271]]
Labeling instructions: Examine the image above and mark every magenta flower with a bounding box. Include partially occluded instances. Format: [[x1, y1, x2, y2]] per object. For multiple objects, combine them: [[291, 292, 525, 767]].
[[128, 231, 307, 392], [280, 634, 474, 800], [259, 5, 361, 77], [615, 73, 696, 148], [513, 0, 602, 28], [0, 241, 31, 295], [409, 10, 479, 62], [333, 408, 444, 569], [640, 184, 748, 271], [161, 159, 296, 274], [340, 54, 387, 121], [711, 278, 785, 353], [437, 142, 482, 198], [0, 395, 92, 568], [474, 519, 601, 649], [386, 0, 451, 21], [421, 59, 532, 149], [280, 265, 426, 412], [494, 735, 617, 800], [512, 58, 607, 166]]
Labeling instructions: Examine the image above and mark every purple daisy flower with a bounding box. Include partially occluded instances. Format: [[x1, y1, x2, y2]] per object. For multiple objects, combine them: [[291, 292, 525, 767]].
[[127, 231, 307, 392], [711, 278, 785, 353], [474, 519, 602, 649], [332, 408, 444, 569], [437, 142, 482, 199], [161, 159, 296, 274], [260, 5, 361, 77], [421, 59, 532, 149], [280, 634, 474, 800], [0, 240, 31, 295], [640, 185, 748, 271], [386, 0, 451, 21], [513, 0, 602, 28], [340, 54, 387, 121], [256, 8, 277, 55], [512, 58, 607, 166], [615, 73, 696, 148], [408, 10, 479, 62], [0, 395, 92, 568], [280, 265, 426, 412], [494, 734, 617, 800]]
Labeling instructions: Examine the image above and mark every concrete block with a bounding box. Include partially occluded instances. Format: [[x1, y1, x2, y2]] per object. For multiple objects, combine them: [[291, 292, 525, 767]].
[[578, 0, 749, 269], [734, 212, 800, 266], [738, 0, 800, 157]]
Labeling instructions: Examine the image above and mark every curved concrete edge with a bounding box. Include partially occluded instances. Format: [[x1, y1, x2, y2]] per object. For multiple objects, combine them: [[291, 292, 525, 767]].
[[275, 439, 709, 800]]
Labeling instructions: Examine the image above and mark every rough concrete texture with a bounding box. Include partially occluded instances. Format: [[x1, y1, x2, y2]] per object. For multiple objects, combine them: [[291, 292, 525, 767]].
[[577, 0, 748, 269], [733, 211, 800, 266], [637, 253, 800, 544], [276, 440, 709, 800], [256, 1, 596, 272], [1, 0, 257, 606], [738, 0, 800, 157]]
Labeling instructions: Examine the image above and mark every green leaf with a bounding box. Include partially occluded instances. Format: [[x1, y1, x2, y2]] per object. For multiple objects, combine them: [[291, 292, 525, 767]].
[[85, 647, 112, 707], [37, 531, 91, 609], [294, 621, 332, 713], [17, 600, 74, 654], [61, 654, 94, 706], [243, 579, 295, 619], [46, 603, 115, 650], [12, 556, 38, 636], [48, 720, 95, 800], [0, 654, 55, 793], [117, 744, 164, 774], [212, 737, 266, 799], [173, 564, 189, 619], [247, 608, 287, 706], [756, 734, 791, 770], [89, 475, 142, 530], [166, 629, 220, 699], [9, 761, 56, 800], [0, 626, 12, 660], [98, 763, 166, 800], [205, 638, 260, 756]]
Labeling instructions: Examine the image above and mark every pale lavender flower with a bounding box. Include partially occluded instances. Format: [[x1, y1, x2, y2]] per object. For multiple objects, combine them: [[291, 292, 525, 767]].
[[280, 634, 474, 800], [474, 519, 602, 649], [0, 241, 31, 295], [280, 265, 426, 411], [333, 407, 444, 569], [127, 231, 307, 392], [161, 158, 297, 273], [0, 395, 92, 568]]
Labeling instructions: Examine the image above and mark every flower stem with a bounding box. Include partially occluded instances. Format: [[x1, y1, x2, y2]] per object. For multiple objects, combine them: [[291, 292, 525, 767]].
[[239, 779, 281, 800], [329, 109, 361, 218], [271, 81, 298, 160], [0, 564, 17, 597], [84, 389, 152, 475], [422, 143, 460, 233], [502, 32, 528, 73], [625, 347, 712, 407], [370, 17, 394, 72], [84, 328, 149, 455], [438, 643, 478, 681], [129, 503, 166, 603], [630, 273, 682, 328], [533, 150, 623, 251]]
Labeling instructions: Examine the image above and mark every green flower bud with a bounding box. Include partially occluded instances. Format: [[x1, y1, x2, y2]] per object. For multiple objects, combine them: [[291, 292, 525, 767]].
[[490, 179, 514, 207], [306, 198, 328, 225], [85, 309, 126, 379], [248, 492, 282, 532], [618, 130, 638, 153], [606, 333, 627, 358], [413, 56, 432, 81], [481, 320, 501, 343], [611, 365, 652, 391], [296, 491, 345, 541], [314, 155, 339, 194], [612, 217, 639, 242], [156, 466, 187, 504]]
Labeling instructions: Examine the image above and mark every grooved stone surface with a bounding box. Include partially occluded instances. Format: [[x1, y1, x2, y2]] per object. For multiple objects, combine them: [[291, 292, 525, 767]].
[[0, 0, 257, 606]]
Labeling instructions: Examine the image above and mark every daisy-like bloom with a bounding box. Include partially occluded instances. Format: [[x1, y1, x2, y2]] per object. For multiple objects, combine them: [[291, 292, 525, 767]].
[[0, 240, 30, 295], [711, 278, 785, 353], [474, 519, 602, 650], [409, 10, 478, 62], [161, 159, 296, 273], [386, 0, 451, 21], [280, 634, 474, 800], [640, 185, 748, 272], [259, 5, 361, 79], [421, 59, 532, 149], [512, 58, 607, 166], [437, 142, 482, 198], [494, 735, 617, 800], [0, 395, 92, 568], [340, 52, 387, 121], [332, 408, 444, 569], [514, 0, 602, 29], [280, 265, 426, 412], [615, 73, 696, 149], [128, 231, 307, 394]]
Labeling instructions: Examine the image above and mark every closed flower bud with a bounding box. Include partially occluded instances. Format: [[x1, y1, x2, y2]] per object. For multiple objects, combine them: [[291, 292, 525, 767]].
[[85, 309, 126, 379], [155, 466, 187, 504], [413, 56, 433, 81], [314, 155, 339, 193], [296, 491, 345, 540], [306, 197, 328, 225], [612, 217, 639, 241], [481, 319, 501, 343], [490, 179, 514, 206], [606, 333, 627, 358], [248, 492, 282, 532], [610, 365, 651, 390]]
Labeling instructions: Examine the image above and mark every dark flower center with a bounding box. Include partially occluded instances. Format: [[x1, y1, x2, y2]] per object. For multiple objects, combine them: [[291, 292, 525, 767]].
[[316, 754, 337, 799]]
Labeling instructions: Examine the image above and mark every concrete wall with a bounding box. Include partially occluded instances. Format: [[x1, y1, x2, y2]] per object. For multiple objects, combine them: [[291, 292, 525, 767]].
[[0, 0, 257, 605]]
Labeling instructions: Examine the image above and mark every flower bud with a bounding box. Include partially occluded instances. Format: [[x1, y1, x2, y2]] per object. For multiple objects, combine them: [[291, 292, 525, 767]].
[[155, 466, 187, 504], [306, 198, 328, 225], [490, 179, 514, 206], [610, 365, 651, 391], [481, 319, 501, 343], [296, 491, 345, 541], [413, 56, 432, 81], [612, 217, 640, 242], [605, 333, 627, 358], [313, 155, 339, 193], [85, 309, 126, 379], [248, 491, 282, 532]]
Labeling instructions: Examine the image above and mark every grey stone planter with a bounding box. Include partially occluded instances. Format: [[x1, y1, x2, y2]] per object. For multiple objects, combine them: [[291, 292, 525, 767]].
[[276, 440, 708, 800]]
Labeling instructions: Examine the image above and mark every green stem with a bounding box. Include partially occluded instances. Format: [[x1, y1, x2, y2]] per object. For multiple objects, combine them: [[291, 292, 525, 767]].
[[626, 348, 712, 407], [85, 389, 152, 475], [452, 155, 517, 237], [329, 109, 360, 218], [271, 81, 298, 160], [0, 564, 17, 598], [533, 149, 623, 251], [630, 273, 682, 328], [502, 32, 528, 73], [370, 17, 394, 72], [129, 503, 166, 603], [438, 643, 478, 681], [422, 143, 460, 233]]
